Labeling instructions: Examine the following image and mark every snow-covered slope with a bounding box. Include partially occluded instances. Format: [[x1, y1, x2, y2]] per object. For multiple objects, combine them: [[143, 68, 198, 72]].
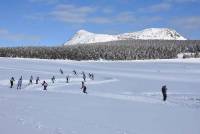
[[0, 57, 200, 134], [65, 30, 119, 45], [64, 28, 186, 45]]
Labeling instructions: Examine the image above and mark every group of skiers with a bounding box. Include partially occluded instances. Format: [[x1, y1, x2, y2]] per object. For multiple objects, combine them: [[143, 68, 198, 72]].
[[9, 68, 168, 101], [10, 76, 23, 90], [9, 69, 94, 94], [10, 75, 40, 90]]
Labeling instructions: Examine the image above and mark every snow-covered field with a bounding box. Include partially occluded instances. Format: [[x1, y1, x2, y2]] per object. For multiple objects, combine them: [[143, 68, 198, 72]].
[[0, 57, 200, 134]]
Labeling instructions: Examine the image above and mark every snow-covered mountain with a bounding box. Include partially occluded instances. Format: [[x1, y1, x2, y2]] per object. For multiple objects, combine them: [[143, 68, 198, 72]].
[[64, 28, 186, 45]]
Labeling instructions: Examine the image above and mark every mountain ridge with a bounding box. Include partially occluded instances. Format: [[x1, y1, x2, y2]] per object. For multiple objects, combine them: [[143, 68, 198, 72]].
[[64, 28, 186, 45]]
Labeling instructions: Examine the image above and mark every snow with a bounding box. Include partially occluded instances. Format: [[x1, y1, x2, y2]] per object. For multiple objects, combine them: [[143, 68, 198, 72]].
[[0, 57, 200, 134], [64, 28, 187, 45], [65, 29, 118, 45], [177, 53, 196, 59]]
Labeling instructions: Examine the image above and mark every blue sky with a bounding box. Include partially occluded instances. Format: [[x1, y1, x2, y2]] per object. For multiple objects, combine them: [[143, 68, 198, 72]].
[[0, 0, 200, 46]]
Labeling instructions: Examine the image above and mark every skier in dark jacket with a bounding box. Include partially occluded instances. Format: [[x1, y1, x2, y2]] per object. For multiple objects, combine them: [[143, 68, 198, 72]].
[[59, 68, 64, 75], [51, 76, 55, 83], [82, 72, 86, 82], [161, 85, 167, 101], [81, 81, 84, 89], [29, 75, 33, 85], [91, 73, 94, 80], [36, 76, 40, 84], [66, 75, 70, 83], [10, 77, 15, 88], [82, 85, 87, 94], [42, 81, 48, 90], [89, 73, 94, 80], [73, 70, 77, 76], [80, 81, 87, 94]]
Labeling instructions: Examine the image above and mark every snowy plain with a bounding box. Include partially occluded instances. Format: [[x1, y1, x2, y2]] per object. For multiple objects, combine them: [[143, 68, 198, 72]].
[[0, 57, 200, 134]]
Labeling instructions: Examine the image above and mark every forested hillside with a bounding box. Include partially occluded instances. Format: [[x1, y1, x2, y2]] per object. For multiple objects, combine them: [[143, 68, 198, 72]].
[[0, 40, 200, 60]]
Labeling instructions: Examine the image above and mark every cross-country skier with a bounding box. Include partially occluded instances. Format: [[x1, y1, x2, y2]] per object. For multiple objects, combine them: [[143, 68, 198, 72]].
[[73, 70, 77, 76], [81, 81, 84, 89], [29, 75, 33, 85], [88, 73, 94, 80], [82, 85, 87, 94], [51, 76, 55, 83], [91, 73, 94, 80], [82, 71, 86, 82], [42, 81, 48, 90], [66, 75, 70, 83], [10, 77, 15, 88], [88, 73, 91, 79], [17, 76, 22, 90], [59, 68, 64, 75], [161, 85, 167, 101], [36, 76, 40, 84]]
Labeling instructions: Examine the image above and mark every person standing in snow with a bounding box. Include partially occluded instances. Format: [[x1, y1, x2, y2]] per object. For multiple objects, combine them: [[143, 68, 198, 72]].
[[80, 81, 87, 94], [51, 76, 55, 83], [17, 76, 23, 90], [42, 81, 48, 90], [89, 73, 94, 80], [59, 68, 64, 75], [36, 76, 40, 84], [161, 85, 167, 101], [82, 71, 86, 82], [73, 70, 77, 76], [10, 77, 15, 88], [91, 73, 94, 80], [81, 81, 84, 89], [82, 85, 87, 94], [66, 75, 70, 83], [29, 75, 33, 85]]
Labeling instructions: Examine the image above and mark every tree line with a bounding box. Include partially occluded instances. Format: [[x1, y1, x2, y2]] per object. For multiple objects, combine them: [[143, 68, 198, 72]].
[[0, 40, 200, 60]]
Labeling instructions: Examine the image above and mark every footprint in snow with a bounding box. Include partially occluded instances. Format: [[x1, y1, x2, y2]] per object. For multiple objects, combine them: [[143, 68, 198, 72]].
[[71, 130, 77, 134], [16, 117, 25, 125], [116, 129, 137, 134], [35, 122, 44, 129], [53, 128, 63, 134]]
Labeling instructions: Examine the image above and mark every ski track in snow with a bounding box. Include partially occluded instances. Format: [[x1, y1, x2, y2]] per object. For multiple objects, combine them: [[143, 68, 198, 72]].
[[0, 64, 200, 109], [1, 76, 199, 109]]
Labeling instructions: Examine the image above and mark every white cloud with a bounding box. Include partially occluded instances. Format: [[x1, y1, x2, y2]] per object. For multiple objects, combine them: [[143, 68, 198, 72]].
[[25, 13, 46, 21], [27, 3, 162, 25], [88, 11, 137, 24], [89, 17, 112, 24], [139, 3, 171, 13], [0, 29, 8, 35], [172, 16, 200, 30], [48, 4, 137, 24], [0, 28, 41, 41], [150, 3, 171, 12], [166, 0, 199, 3], [50, 4, 96, 23], [29, 0, 59, 4], [102, 8, 114, 14], [115, 12, 136, 23]]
